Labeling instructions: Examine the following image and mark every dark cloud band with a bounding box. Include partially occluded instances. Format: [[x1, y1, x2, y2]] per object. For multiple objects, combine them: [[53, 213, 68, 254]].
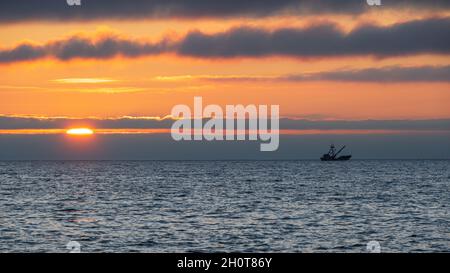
[[178, 18, 450, 58], [1, 115, 450, 131], [1, 18, 450, 63], [200, 66, 450, 83], [0, 0, 450, 22], [293, 66, 450, 83], [0, 36, 172, 63]]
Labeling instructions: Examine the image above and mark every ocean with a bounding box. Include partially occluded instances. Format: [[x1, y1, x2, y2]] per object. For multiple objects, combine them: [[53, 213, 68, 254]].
[[0, 160, 448, 253]]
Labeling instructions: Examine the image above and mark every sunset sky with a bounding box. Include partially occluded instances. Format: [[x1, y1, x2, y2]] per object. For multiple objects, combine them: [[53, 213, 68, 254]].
[[0, 0, 449, 159]]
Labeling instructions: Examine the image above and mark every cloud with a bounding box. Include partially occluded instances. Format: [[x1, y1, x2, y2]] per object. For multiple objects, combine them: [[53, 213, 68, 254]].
[[1, 115, 449, 131], [279, 119, 450, 131], [286, 66, 450, 82], [156, 65, 450, 83], [178, 18, 450, 58], [0, 35, 172, 63], [0, 44, 47, 63], [50, 36, 173, 60], [0, 0, 449, 22], [1, 18, 449, 64], [0, 115, 174, 130]]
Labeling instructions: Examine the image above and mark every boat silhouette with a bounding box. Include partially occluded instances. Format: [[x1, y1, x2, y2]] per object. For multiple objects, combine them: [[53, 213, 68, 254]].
[[320, 144, 352, 161]]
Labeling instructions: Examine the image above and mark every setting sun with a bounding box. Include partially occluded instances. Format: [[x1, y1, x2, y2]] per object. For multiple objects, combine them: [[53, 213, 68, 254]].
[[66, 128, 94, 136]]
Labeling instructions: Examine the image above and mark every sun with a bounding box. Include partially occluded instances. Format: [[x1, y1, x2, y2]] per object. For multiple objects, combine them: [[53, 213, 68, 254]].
[[66, 128, 94, 136]]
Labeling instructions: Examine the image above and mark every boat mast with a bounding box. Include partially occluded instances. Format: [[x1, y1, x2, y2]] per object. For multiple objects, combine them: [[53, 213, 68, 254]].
[[329, 144, 336, 157]]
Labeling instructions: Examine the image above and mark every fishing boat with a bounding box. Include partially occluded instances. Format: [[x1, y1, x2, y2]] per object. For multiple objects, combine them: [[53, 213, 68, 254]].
[[320, 144, 352, 161]]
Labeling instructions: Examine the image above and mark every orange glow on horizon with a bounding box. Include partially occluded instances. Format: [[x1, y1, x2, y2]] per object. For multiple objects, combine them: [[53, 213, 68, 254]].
[[66, 128, 94, 136], [0, 128, 447, 136]]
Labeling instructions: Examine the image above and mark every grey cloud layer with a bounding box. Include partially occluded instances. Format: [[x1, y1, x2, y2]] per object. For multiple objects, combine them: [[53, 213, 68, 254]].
[[290, 66, 450, 83], [1, 116, 449, 131], [0, 0, 450, 22], [179, 18, 450, 58], [200, 66, 450, 83], [1, 18, 449, 63], [0, 36, 171, 63]]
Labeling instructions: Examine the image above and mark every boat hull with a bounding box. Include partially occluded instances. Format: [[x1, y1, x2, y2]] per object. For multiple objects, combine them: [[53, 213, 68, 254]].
[[320, 155, 352, 161]]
